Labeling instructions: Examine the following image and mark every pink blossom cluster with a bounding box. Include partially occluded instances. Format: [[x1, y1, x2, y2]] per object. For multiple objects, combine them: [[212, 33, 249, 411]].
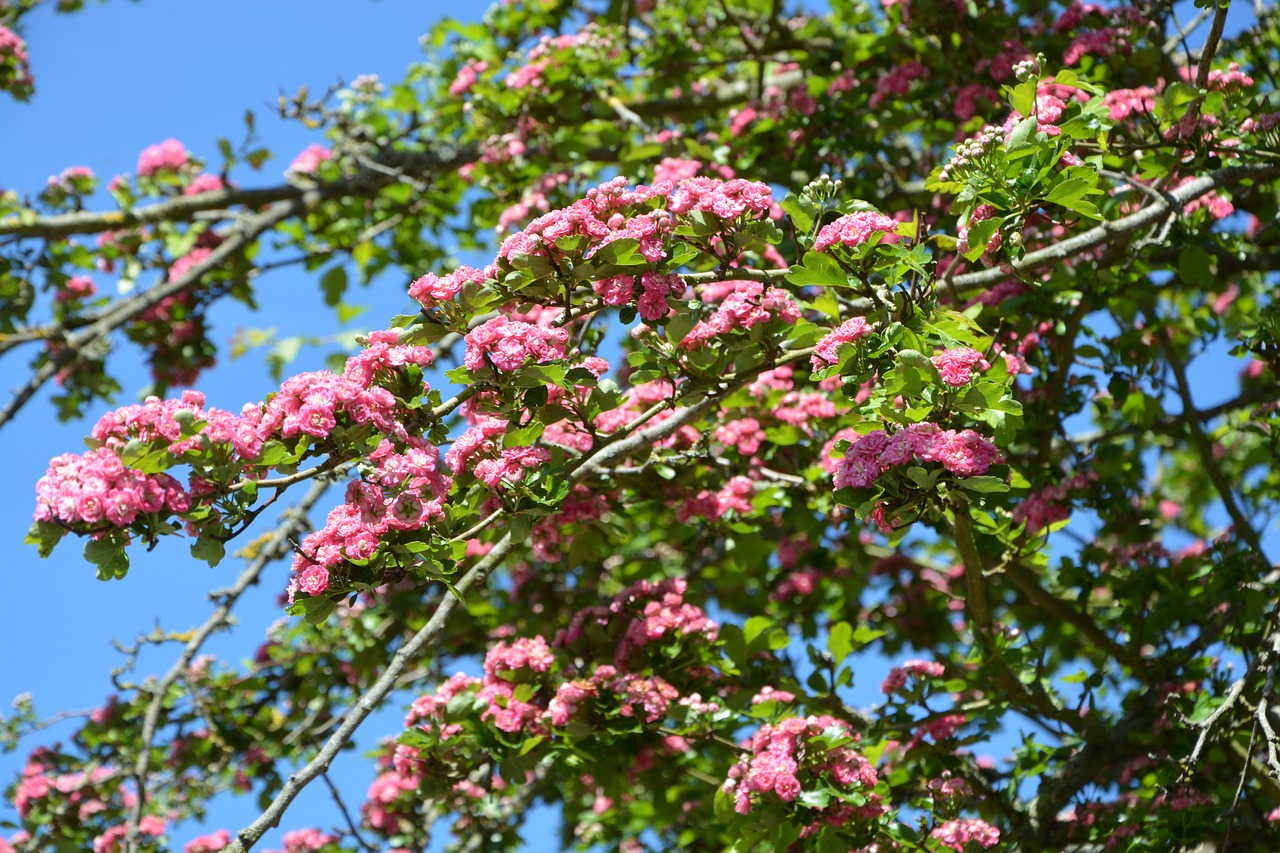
[[556, 578, 719, 665], [1104, 86, 1158, 122], [34, 447, 192, 530], [1064, 28, 1130, 66], [751, 686, 797, 705], [93, 816, 168, 853], [589, 378, 699, 452], [774, 391, 838, 432], [957, 203, 1002, 257], [722, 715, 882, 820], [880, 659, 945, 694], [652, 156, 733, 184], [1203, 62, 1254, 91], [832, 423, 1003, 489], [813, 211, 899, 253], [137, 139, 190, 177], [811, 316, 876, 370], [401, 581, 717, 741], [869, 60, 927, 109], [446, 416, 550, 488], [14, 760, 119, 821], [183, 831, 231, 853], [953, 83, 1001, 121], [449, 58, 488, 96], [713, 417, 766, 456], [1174, 176, 1234, 220], [679, 280, 801, 350], [290, 435, 451, 600], [0, 25, 33, 94], [931, 818, 1001, 851], [54, 274, 97, 304], [287, 144, 333, 176], [184, 173, 226, 196], [932, 347, 989, 386], [497, 176, 668, 264], [263, 828, 338, 853], [677, 474, 756, 522], [260, 330, 436, 441], [463, 314, 570, 373], [667, 177, 774, 220], [505, 26, 617, 92], [42, 166, 96, 204], [530, 485, 611, 561], [593, 270, 687, 321], [409, 264, 491, 310], [1011, 471, 1093, 532]]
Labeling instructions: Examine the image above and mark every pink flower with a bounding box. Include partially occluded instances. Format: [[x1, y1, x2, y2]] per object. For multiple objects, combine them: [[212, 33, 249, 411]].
[[184, 173, 226, 196], [288, 144, 332, 176], [811, 317, 875, 370], [137, 139, 190, 176], [931, 818, 1001, 850], [931, 347, 989, 387], [814, 211, 899, 253], [463, 315, 569, 373]]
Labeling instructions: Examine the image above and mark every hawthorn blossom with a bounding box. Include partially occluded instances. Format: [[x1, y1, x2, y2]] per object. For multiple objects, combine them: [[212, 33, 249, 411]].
[[931, 818, 1001, 850], [811, 317, 875, 370], [137, 139, 189, 176], [287, 144, 332, 176], [814, 211, 899, 253], [463, 315, 569, 373], [932, 347, 989, 386]]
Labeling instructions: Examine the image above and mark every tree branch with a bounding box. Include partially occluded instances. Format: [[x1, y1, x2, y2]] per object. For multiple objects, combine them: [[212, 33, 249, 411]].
[[123, 473, 338, 852], [949, 163, 1280, 292]]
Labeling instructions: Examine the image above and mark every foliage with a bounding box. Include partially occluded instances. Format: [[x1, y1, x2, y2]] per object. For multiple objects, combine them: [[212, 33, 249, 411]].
[[4, 0, 1280, 850]]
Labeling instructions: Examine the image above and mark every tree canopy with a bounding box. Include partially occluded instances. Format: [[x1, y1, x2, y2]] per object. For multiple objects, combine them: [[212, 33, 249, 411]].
[[3, 0, 1280, 850]]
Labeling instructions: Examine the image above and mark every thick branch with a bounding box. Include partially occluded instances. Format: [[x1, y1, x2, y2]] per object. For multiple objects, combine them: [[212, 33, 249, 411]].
[[0, 142, 478, 239], [949, 163, 1280, 292]]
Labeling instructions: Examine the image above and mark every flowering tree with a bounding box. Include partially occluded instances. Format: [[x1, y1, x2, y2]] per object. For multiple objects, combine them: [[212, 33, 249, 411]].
[[4, 0, 1280, 849]]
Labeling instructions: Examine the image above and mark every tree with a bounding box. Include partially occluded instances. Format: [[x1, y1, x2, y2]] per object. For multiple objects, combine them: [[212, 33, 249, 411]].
[[2, 0, 1280, 848]]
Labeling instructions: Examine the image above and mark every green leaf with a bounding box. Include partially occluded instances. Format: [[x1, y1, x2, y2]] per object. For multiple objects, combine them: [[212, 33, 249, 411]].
[[25, 520, 66, 558], [785, 251, 850, 288], [85, 536, 130, 581], [320, 265, 348, 307], [828, 621, 853, 662], [959, 475, 1010, 493], [190, 535, 226, 567]]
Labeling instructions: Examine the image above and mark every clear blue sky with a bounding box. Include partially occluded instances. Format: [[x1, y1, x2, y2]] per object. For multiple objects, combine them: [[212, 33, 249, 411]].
[[0, 1, 490, 849]]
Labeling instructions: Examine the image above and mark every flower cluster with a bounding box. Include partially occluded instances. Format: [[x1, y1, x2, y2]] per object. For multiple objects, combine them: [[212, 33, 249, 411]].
[[445, 416, 550, 489], [463, 315, 570, 373], [932, 347, 989, 386], [937, 125, 1003, 184], [680, 280, 800, 350], [287, 144, 333, 176], [0, 24, 34, 97], [409, 264, 491, 310], [832, 423, 1003, 489], [813, 211, 899, 253], [290, 435, 452, 600], [931, 818, 1001, 851], [137, 139, 190, 177], [593, 271, 687, 321], [722, 715, 883, 824], [881, 659, 946, 694], [811, 317, 876, 370]]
